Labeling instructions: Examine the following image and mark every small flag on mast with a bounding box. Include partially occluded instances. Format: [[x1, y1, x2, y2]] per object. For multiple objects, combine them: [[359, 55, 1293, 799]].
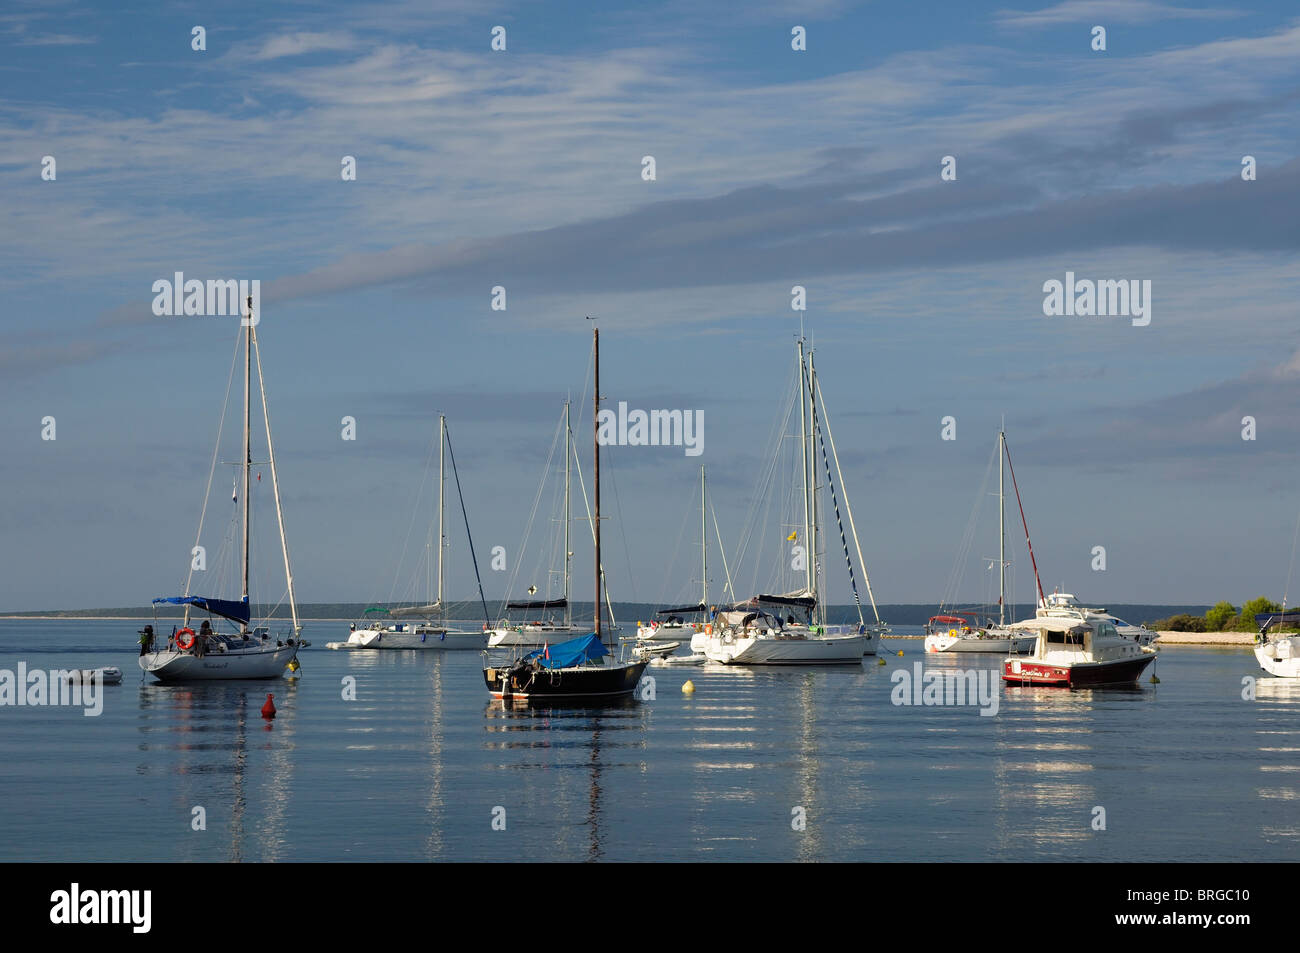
[[787, 531, 797, 541]]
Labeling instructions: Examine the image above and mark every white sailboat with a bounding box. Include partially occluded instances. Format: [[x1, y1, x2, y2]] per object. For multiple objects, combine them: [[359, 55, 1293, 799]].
[[926, 429, 1035, 654], [336, 415, 489, 651], [637, 465, 734, 645], [486, 401, 610, 649], [693, 338, 877, 665], [1255, 610, 1300, 678], [138, 299, 303, 681]]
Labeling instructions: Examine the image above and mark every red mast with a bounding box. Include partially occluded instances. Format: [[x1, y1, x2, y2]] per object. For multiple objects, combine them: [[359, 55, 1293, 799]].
[[1003, 439, 1046, 608]]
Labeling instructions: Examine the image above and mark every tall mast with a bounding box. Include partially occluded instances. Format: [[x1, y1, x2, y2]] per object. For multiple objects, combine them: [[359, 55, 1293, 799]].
[[797, 339, 813, 599], [251, 314, 300, 637], [438, 414, 446, 618], [240, 298, 252, 626], [807, 349, 822, 624], [564, 400, 572, 628], [1004, 437, 1045, 608], [593, 328, 603, 645], [700, 465, 708, 608], [998, 427, 1006, 625]]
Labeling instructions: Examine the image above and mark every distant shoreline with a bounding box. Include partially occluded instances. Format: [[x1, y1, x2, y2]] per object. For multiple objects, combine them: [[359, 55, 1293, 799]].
[[1155, 630, 1256, 646]]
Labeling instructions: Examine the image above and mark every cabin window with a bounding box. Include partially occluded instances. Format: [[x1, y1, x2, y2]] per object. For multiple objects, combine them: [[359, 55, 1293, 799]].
[[1046, 630, 1085, 646]]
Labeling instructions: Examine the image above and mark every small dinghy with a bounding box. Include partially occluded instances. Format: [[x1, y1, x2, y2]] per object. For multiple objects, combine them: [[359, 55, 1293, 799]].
[[67, 667, 123, 686], [652, 652, 707, 666], [633, 640, 681, 660]]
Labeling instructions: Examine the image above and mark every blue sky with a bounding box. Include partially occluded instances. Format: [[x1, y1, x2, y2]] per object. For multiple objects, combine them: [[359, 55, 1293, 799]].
[[2, 0, 1298, 612]]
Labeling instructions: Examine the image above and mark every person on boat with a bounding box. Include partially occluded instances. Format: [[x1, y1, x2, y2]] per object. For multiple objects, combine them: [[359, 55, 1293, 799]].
[[192, 620, 211, 657], [138, 625, 155, 656]]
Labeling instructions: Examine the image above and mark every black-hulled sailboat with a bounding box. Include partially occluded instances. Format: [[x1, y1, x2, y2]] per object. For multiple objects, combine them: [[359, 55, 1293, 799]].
[[483, 327, 648, 701]]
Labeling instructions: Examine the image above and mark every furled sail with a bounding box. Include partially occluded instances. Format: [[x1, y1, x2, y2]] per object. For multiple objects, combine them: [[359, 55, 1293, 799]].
[[153, 596, 250, 625], [389, 602, 442, 618]]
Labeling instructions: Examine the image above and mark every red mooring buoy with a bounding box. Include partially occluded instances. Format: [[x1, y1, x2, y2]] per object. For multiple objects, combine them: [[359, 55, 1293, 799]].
[[261, 693, 276, 719]]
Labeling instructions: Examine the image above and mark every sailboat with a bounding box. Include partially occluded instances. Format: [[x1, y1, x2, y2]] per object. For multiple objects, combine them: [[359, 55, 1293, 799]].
[[636, 465, 733, 645], [693, 337, 878, 665], [925, 428, 1035, 654], [482, 327, 648, 700], [1255, 610, 1300, 678], [138, 299, 303, 681], [486, 400, 608, 649], [336, 415, 489, 650]]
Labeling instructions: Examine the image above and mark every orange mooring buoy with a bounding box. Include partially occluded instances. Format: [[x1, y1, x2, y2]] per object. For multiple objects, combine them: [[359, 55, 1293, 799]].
[[261, 693, 276, 719]]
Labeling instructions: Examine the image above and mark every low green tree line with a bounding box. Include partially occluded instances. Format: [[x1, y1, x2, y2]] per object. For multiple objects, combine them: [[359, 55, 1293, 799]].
[[1149, 597, 1290, 632]]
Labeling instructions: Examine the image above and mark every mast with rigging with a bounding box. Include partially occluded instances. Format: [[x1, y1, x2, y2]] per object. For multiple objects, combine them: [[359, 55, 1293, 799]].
[[593, 328, 603, 645]]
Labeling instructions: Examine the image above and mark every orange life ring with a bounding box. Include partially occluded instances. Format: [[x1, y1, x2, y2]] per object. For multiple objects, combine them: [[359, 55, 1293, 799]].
[[704, 623, 713, 635], [176, 627, 197, 650]]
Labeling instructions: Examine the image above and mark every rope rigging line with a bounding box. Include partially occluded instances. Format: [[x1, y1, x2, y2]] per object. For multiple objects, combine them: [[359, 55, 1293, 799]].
[[498, 409, 564, 617], [183, 327, 243, 600], [709, 499, 737, 604], [251, 328, 299, 635], [815, 405, 863, 625], [444, 421, 491, 626], [937, 439, 997, 613], [1003, 439, 1045, 608], [569, 425, 618, 628], [812, 368, 882, 625], [1283, 504, 1300, 612], [382, 412, 441, 610], [731, 359, 799, 602]]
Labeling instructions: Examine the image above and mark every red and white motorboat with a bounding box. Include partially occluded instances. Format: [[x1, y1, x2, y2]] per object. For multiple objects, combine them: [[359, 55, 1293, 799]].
[[1002, 613, 1157, 687]]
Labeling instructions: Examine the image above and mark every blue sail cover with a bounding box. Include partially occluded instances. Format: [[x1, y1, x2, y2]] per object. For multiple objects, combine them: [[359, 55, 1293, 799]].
[[153, 596, 250, 625], [1257, 611, 1300, 631], [522, 633, 610, 670]]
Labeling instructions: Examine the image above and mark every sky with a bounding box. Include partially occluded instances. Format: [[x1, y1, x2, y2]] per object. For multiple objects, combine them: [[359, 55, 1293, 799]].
[[1, 0, 1298, 612]]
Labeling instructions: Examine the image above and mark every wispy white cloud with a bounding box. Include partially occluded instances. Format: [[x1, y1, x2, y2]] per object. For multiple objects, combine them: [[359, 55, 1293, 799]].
[[239, 30, 357, 62], [15, 33, 97, 47], [996, 1, 1243, 29]]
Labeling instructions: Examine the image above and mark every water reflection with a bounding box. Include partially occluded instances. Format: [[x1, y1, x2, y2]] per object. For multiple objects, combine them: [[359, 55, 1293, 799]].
[[135, 679, 297, 862], [1255, 676, 1300, 831], [483, 696, 644, 861]]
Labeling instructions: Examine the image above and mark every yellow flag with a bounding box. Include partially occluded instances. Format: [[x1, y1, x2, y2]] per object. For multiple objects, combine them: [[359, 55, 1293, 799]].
[[787, 531, 797, 541]]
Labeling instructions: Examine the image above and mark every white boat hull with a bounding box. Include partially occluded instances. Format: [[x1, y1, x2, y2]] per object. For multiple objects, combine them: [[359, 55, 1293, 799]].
[[340, 627, 484, 650], [696, 630, 866, 665], [636, 623, 699, 643], [651, 653, 707, 666], [67, 667, 123, 686], [487, 625, 597, 648], [1256, 638, 1300, 678], [139, 645, 297, 681], [925, 632, 1036, 654]]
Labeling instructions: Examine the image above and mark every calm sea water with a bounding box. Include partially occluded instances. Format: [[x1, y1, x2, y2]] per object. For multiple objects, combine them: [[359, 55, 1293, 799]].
[[1, 619, 1296, 862]]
